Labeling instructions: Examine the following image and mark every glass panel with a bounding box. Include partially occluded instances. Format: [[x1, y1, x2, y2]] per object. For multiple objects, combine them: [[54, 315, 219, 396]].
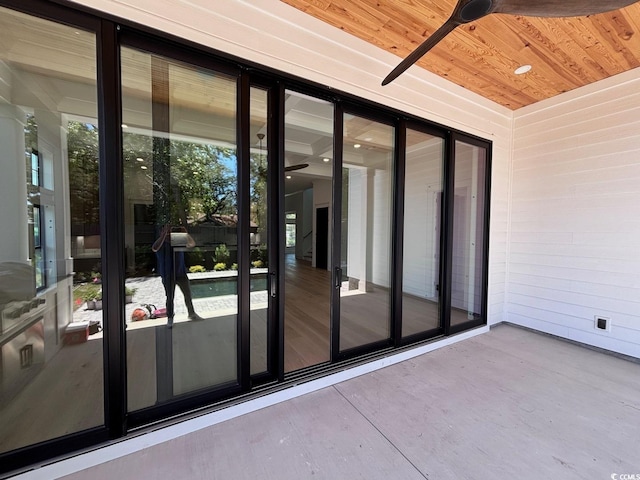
[[340, 114, 394, 351], [0, 9, 102, 454], [285, 224, 296, 248], [402, 130, 444, 337], [285, 213, 296, 248], [122, 48, 238, 409], [451, 141, 487, 326], [283, 91, 333, 372], [249, 86, 268, 376]]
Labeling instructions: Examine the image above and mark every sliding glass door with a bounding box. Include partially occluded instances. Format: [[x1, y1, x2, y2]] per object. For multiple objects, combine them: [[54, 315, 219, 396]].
[[338, 113, 395, 353], [402, 129, 444, 338], [450, 138, 488, 330], [121, 45, 240, 410], [249, 86, 271, 377], [0, 7, 103, 455], [282, 90, 334, 372]]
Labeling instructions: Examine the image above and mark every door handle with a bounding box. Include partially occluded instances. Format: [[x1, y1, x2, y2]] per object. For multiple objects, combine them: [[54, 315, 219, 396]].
[[334, 267, 342, 289], [269, 271, 277, 298]]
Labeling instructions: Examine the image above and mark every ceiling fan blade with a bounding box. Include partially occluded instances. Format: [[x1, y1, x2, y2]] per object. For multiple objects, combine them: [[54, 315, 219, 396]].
[[492, 0, 639, 17], [382, 0, 498, 86], [284, 163, 309, 172], [382, 0, 638, 86], [382, 19, 459, 86]]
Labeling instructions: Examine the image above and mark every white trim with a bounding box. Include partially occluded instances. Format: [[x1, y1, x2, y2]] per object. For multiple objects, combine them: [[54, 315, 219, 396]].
[[12, 326, 488, 480]]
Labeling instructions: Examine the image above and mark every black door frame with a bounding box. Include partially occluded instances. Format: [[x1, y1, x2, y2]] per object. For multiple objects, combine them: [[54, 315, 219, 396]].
[[331, 103, 398, 361], [396, 121, 448, 346], [243, 76, 281, 388], [118, 30, 246, 429]]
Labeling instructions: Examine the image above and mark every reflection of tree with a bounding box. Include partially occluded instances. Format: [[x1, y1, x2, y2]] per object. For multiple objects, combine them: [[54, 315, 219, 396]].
[[171, 141, 237, 223], [24, 115, 38, 163], [123, 133, 238, 225], [68, 121, 100, 229], [250, 148, 267, 243], [68, 124, 240, 230]]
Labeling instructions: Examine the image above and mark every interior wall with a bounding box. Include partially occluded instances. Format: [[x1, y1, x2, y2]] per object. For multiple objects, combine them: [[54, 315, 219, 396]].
[[510, 68, 640, 358], [371, 167, 391, 288]]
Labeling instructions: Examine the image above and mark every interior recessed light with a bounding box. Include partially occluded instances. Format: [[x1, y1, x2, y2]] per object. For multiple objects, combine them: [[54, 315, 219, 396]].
[[136, 157, 144, 162], [286, 175, 292, 179], [323, 158, 330, 163], [140, 165, 147, 170], [514, 64, 532, 75], [354, 144, 361, 149]]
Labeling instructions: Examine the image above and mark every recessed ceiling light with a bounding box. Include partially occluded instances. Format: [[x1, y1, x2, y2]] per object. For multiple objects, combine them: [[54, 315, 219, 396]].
[[514, 64, 532, 75], [286, 175, 292, 179], [140, 165, 147, 170], [354, 144, 361, 149], [136, 157, 144, 162], [323, 158, 330, 163]]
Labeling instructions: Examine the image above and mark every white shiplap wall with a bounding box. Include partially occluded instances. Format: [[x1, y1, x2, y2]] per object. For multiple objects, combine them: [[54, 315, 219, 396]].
[[510, 68, 640, 358]]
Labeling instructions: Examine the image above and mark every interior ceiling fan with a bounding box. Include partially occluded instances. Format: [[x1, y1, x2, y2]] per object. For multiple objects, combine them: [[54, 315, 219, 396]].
[[256, 133, 309, 172], [284, 163, 309, 172], [382, 0, 640, 86]]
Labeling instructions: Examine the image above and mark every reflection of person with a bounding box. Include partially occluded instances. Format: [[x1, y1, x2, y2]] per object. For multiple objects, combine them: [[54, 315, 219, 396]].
[[152, 225, 203, 326]]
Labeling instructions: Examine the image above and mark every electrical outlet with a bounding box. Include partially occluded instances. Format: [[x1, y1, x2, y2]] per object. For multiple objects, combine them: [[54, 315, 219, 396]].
[[594, 315, 611, 332]]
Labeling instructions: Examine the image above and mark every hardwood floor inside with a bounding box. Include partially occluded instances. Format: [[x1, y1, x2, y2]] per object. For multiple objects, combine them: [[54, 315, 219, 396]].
[[284, 255, 331, 372], [283, 255, 447, 367]]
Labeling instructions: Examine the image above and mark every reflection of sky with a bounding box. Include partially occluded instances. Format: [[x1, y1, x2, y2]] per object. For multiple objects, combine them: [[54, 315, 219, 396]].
[[220, 152, 237, 174]]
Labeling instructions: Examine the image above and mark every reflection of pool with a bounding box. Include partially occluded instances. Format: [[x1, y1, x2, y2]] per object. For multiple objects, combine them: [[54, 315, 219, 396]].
[[190, 274, 267, 298]]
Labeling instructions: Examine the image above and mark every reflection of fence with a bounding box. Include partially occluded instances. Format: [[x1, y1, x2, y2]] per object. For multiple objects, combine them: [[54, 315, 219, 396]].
[[189, 225, 238, 248], [130, 223, 266, 274]]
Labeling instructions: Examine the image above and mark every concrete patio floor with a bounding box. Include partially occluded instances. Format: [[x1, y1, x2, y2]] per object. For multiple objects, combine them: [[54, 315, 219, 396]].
[[14, 324, 640, 480]]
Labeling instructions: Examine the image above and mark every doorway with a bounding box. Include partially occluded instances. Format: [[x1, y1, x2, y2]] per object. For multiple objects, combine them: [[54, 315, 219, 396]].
[[315, 206, 329, 270]]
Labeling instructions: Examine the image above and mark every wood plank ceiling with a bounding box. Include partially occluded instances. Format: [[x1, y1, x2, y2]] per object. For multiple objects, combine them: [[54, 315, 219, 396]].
[[281, 0, 640, 109]]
